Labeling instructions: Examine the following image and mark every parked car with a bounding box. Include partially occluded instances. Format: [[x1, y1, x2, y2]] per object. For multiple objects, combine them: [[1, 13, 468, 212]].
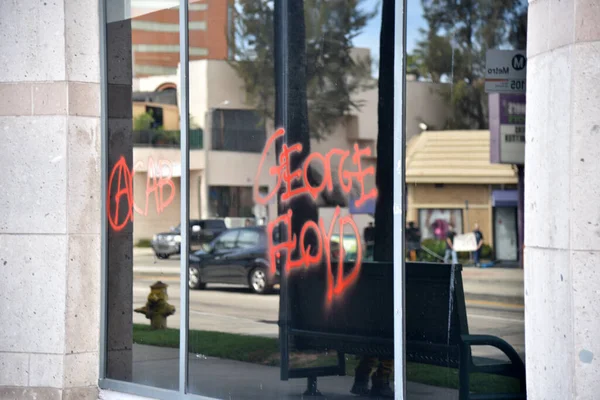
[[151, 219, 227, 259], [188, 226, 280, 294]]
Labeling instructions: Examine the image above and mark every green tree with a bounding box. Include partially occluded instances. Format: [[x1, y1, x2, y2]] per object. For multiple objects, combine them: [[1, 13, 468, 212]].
[[412, 0, 528, 129], [229, 0, 377, 141], [133, 111, 156, 131]]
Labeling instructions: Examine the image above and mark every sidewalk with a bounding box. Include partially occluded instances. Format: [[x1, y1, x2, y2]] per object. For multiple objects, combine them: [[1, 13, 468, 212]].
[[462, 266, 524, 306], [131, 344, 458, 399]]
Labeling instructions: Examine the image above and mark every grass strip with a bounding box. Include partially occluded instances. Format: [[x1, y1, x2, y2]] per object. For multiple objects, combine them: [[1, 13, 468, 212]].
[[133, 324, 279, 364]]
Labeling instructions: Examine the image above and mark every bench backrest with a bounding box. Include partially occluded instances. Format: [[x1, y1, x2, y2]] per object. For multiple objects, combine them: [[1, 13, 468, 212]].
[[286, 261, 468, 365], [405, 262, 468, 368]]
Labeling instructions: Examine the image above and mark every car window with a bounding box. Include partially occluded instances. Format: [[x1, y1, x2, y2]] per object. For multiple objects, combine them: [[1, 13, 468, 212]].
[[213, 230, 239, 251], [237, 230, 261, 249], [206, 219, 226, 229]]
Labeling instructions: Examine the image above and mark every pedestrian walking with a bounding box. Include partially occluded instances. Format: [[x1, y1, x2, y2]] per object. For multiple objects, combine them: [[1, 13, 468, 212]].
[[444, 224, 458, 265], [406, 221, 421, 261], [473, 223, 484, 267]]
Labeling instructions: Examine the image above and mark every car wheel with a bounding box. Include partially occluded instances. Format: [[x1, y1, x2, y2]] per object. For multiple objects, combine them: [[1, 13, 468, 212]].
[[189, 266, 206, 290], [249, 267, 271, 294], [156, 253, 169, 260]]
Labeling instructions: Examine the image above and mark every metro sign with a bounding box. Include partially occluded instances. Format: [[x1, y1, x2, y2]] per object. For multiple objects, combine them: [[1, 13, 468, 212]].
[[485, 50, 527, 93]]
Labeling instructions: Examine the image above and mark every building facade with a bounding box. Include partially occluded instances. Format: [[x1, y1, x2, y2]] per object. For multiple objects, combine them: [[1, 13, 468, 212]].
[[131, 0, 231, 77], [406, 130, 519, 261]]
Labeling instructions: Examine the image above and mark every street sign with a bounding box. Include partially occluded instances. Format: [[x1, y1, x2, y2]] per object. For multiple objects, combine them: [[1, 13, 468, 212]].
[[485, 50, 527, 93], [489, 93, 526, 165]]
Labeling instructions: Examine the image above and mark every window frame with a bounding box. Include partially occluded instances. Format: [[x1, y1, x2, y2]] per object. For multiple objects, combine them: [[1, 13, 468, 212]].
[[98, 0, 408, 398]]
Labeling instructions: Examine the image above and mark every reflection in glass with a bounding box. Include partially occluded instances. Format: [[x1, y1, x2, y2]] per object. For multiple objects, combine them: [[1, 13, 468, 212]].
[[105, 0, 183, 391], [405, 0, 527, 398], [186, 0, 395, 398]]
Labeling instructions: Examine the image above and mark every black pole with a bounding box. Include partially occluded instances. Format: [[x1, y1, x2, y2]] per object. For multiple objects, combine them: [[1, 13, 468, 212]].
[[274, 0, 318, 383], [374, 0, 395, 263], [274, 0, 290, 382]]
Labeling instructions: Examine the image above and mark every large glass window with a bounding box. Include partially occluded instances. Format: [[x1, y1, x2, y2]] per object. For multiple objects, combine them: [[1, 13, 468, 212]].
[[404, 0, 527, 398], [186, 0, 395, 398], [103, 0, 398, 397], [100, 0, 532, 398], [104, 0, 183, 391]]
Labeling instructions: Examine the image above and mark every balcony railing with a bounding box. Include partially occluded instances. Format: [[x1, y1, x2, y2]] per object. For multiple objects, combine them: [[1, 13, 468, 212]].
[[132, 129, 203, 149]]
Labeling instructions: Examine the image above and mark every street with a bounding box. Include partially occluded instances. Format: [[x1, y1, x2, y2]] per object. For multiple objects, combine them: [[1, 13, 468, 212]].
[[132, 251, 525, 360]]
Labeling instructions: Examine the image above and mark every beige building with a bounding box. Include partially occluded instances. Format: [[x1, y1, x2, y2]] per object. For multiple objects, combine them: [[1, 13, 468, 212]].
[[406, 130, 518, 259], [128, 52, 452, 243]]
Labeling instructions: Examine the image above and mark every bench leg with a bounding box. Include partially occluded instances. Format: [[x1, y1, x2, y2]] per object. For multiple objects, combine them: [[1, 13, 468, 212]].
[[459, 343, 471, 400], [337, 352, 346, 376], [303, 376, 322, 396]]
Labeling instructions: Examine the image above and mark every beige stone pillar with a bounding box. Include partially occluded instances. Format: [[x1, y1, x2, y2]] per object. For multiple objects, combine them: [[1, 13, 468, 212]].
[[525, 0, 600, 398], [0, 0, 101, 398]]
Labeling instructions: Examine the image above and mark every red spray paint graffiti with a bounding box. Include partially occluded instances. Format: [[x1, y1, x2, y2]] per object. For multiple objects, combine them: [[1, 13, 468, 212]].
[[108, 156, 176, 232], [253, 128, 378, 304]]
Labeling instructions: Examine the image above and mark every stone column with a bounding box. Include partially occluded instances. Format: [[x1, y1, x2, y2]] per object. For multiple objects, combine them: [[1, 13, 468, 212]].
[[525, 0, 600, 398], [0, 0, 101, 399]]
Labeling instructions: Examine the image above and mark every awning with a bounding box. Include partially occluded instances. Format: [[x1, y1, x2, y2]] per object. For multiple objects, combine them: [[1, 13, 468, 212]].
[[492, 190, 518, 207]]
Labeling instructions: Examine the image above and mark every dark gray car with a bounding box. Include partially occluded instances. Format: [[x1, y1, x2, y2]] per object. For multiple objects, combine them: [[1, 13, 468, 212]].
[[188, 226, 280, 294], [151, 219, 227, 259]]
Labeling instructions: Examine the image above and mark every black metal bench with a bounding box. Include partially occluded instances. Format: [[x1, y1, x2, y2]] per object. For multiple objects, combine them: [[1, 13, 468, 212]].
[[279, 261, 526, 399]]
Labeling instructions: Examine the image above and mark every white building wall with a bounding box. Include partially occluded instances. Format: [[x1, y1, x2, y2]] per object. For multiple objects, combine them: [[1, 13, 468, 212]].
[[0, 0, 101, 398], [524, 1, 600, 398]]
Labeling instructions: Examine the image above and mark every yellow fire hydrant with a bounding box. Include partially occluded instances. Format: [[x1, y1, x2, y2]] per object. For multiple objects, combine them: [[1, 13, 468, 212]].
[[134, 281, 176, 330]]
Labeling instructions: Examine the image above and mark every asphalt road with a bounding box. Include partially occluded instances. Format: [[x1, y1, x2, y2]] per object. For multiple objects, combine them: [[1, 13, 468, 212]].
[[132, 252, 525, 360]]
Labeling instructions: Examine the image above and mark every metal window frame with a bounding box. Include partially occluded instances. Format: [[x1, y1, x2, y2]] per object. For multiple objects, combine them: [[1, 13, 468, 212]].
[[394, 1, 408, 399], [98, 0, 408, 398]]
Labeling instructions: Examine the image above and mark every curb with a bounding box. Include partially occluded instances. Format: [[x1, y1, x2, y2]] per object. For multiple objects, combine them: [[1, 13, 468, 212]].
[[132, 268, 525, 307], [465, 292, 524, 307]]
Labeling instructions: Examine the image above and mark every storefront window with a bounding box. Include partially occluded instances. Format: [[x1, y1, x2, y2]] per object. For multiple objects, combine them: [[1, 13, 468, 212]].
[[102, 0, 398, 398], [104, 0, 184, 391], [405, 0, 528, 397], [101, 0, 528, 398], [187, 0, 394, 398], [419, 208, 464, 239]]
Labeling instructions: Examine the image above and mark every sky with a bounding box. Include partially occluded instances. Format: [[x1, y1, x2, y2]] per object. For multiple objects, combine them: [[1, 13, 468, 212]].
[[353, 0, 426, 67]]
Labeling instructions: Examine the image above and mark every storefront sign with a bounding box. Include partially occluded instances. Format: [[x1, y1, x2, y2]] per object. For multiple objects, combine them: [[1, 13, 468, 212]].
[[485, 50, 527, 93], [254, 128, 377, 304], [489, 93, 526, 165]]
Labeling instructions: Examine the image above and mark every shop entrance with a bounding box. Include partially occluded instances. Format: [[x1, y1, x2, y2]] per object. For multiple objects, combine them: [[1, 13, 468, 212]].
[[494, 207, 519, 261]]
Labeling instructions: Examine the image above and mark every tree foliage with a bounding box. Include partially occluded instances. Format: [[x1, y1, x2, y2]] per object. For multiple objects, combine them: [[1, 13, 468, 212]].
[[228, 0, 377, 141], [133, 111, 156, 131], [410, 0, 528, 129]]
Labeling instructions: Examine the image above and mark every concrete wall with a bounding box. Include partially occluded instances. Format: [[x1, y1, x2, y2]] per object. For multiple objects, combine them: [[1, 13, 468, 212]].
[[0, 0, 101, 398], [405, 80, 451, 142], [525, 1, 600, 398]]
